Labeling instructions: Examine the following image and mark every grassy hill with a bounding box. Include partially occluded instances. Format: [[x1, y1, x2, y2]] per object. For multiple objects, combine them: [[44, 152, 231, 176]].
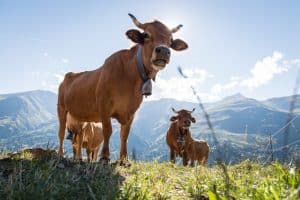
[[0, 149, 299, 199]]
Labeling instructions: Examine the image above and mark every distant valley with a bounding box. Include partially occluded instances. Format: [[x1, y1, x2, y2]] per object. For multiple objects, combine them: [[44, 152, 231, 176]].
[[0, 90, 299, 163]]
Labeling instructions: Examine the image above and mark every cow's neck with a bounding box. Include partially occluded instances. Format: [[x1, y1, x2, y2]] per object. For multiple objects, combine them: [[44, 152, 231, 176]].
[[178, 126, 188, 136], [134, 45, 158, 96], [137, 45, 158, 80]]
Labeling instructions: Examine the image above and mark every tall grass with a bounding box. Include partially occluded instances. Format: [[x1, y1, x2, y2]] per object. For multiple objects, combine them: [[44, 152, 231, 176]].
[[0, 150, 299, 199]]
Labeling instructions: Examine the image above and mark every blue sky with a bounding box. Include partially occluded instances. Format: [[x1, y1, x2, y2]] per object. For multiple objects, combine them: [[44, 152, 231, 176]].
[[1, 0, 299, 102]]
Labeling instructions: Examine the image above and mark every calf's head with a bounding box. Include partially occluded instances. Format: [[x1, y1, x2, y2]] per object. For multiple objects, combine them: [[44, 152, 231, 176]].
[[170, 108, 196, 130], [127, 14, 188, 71]]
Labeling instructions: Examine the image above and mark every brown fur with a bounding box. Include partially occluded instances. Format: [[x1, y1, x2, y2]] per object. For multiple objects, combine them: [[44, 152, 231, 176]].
[[57, 15, 188, 162], [66, 113, 103, 162], [183, 138, 209, 166]]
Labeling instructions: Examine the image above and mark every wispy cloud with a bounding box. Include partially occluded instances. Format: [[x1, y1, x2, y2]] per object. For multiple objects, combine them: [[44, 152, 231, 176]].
[[153, 52, 299, 102], [240, 51, 288, 89], [209, 51, 298, 98]]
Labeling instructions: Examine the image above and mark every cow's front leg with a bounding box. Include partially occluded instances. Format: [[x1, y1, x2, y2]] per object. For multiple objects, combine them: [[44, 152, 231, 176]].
[[100, 118, 112, 163], [120, 117, 134, 162], [190, 159, 195, 167]]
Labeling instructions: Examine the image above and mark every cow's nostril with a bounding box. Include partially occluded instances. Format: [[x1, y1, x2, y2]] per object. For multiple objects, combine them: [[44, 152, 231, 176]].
[[166, 48, 171, 55], [155, 48, 161, 53]]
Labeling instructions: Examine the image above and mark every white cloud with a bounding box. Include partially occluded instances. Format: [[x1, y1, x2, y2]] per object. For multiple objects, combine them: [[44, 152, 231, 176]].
[[209, 51, 298, 98], [148, 68, 215, 102], [62, 58, 69, 64], [240, 51, 288, 89], [43, 52, 49, 57]]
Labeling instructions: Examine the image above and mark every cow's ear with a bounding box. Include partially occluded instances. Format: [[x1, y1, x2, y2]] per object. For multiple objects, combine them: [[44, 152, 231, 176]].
[[191, 117, 196, 123], [170, 116, 178, 121], [126, 29, 144, 44], [171, 39, 188, 51]]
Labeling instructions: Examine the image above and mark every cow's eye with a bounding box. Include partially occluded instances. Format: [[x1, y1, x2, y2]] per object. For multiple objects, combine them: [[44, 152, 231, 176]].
[[143, 32, 151, 40]]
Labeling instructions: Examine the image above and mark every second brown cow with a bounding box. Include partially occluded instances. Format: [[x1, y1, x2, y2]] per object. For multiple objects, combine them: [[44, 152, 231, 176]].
[[166, 108, 195, 165], [166, 108, 209, 166]]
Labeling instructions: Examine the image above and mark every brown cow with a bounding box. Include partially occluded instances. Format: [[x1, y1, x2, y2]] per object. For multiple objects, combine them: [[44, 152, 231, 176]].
[[183, 138, 209, 166], [66, 113, 103, 162], [166, 108, 196, 165], [57, 14, 188, 163]]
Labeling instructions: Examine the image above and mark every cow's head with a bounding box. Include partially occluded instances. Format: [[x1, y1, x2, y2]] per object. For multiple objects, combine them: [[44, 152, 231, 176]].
[[127, 13, 188, 72], [170, 108, 196, 130]]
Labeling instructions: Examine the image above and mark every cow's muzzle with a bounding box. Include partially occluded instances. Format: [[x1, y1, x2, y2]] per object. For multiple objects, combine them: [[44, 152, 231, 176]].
[[152, 46, 170, 69]]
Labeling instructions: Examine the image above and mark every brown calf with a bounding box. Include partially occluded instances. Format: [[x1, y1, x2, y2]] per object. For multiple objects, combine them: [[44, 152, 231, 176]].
[[66, 113, 103, 162], [57, 14, 188, 162], [166, 108, 196, 165], [183, 138, 209, 166]]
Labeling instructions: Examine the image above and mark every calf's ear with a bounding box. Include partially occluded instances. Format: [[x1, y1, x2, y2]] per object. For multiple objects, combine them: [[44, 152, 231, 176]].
[[126, 29, 144, 44], [191, 117, 196, 123], [170, 116, 178, 121]]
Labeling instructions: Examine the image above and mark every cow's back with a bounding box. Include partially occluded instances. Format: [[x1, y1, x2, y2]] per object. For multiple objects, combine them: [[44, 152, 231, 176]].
[[59, 69, 102, 122]]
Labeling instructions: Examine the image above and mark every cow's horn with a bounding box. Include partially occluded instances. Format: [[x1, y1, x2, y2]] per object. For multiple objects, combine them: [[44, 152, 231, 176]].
[[171, 24, 183, 33], [188, 108, 196, 113], [128, 13, 145, 29], [171, 107, 179, 113]]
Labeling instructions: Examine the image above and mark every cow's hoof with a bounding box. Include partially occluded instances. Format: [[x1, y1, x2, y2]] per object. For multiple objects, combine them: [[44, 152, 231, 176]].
[[119, 159, 131, 167], [58, 150, 64, 157], [99, 157, 110, 165], [78, 159, 84, 164]]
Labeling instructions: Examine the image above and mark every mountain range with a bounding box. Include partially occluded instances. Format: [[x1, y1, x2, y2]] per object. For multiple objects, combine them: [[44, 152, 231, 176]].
[[0, 90, 299, 163]]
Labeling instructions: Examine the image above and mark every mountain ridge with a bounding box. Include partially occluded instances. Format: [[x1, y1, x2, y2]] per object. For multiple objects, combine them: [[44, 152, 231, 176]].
[[0, 90, 299, 162]]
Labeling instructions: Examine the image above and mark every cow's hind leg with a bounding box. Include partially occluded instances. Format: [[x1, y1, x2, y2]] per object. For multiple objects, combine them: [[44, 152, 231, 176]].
[[75, 132, 83, 161], [100, 119, 112, 163], [86, 149, 91, 162], [182, 151, 189, 166], [170, 149, 176, 163], [120, 117, 134, 163], [57, 104, 67, 156], [72, 145, 77, 160]]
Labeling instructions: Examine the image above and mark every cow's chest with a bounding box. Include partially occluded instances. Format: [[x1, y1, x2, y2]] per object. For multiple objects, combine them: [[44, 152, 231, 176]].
[[111, 92, 143, 124]]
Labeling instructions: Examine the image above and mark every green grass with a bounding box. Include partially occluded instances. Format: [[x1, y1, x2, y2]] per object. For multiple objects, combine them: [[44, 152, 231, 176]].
[[0, 150, 299, 200]]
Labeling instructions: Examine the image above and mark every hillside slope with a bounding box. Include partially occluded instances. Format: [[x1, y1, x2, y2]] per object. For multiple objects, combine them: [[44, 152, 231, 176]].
[[0, 149, 299, 200], [0, 90, 56, 138]]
